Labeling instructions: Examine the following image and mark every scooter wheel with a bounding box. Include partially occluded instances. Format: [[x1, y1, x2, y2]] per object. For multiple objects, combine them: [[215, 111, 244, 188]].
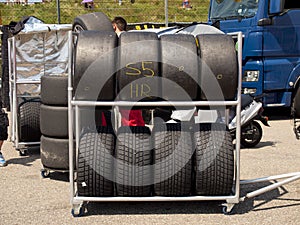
[[241, 121, 262, 148]]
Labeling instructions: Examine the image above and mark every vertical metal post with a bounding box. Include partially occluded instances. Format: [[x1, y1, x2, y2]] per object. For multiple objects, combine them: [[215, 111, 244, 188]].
[[68, 31, 74, 204], [56, 0, 61, 24], [235, 32, 243, 200], [164, 0, 168, 27]]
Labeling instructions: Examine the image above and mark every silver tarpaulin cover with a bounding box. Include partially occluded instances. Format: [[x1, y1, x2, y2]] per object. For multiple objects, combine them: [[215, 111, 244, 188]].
[[10, 26, 71, 95]]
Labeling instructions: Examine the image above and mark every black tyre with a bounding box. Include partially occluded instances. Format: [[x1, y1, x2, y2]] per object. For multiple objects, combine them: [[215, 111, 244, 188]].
[[115, 126, 152, 196], [72, 12, 114, 33], [118, 32, 160, 102], [153, 123, 194, 196], [241, 121, 262, 148], [41, 74, 68, 106], [194, 123, 234, 196], [40, 104, 68, 138], [74, 31, 117, 102], [77, 126, 115, 197], [293, 87, 300, 118], [40, 135, 71, 170], [197, 34, 237, 100], [160, 34, 199, 101], [18, 98, 41, 142]]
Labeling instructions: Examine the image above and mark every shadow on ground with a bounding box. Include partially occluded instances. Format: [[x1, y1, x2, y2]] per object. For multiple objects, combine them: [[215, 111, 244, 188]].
[[78, 181, 299, 216]]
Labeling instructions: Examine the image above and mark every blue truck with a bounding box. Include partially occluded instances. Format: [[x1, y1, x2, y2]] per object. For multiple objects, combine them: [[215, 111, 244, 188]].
[[208, 0, 300, 108]]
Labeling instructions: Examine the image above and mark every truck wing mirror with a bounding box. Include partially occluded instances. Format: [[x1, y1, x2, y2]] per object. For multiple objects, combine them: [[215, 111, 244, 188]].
[[257, 18, 272, 26], [269, 0, 284, 15]]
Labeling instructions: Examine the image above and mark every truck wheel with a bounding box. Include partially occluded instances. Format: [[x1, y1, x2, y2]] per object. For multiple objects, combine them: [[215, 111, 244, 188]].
[[41, 75, 68, 106], [153, 123, 193, 196], [115, 126, 152, 196], [241, 121, 262, 148], [72, 12, 114, 33], [74, 31, 117, 102], [77, 126, 115, 197], [18, 98, 41, 142], [293, 87, 300, 118], [117, 32, 160, 102], [40, 135, 70, 170], [160, 34, 199, 101], [197, 34, 237, 101], [40, 104, 68, 138], [194, 123, 234, 196]]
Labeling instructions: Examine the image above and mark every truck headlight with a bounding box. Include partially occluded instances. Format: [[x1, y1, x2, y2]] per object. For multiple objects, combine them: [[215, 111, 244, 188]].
[[243, 70, 259, 82]]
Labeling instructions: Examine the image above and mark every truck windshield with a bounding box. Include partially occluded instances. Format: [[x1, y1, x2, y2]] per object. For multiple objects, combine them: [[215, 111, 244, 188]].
[[210, 0, 259, 20]]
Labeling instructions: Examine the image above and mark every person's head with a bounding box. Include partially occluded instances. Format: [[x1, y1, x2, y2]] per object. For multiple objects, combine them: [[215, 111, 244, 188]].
[[112, 17, 127, 35]]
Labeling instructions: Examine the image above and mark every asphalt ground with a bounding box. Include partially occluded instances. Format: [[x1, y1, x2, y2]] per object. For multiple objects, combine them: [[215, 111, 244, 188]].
[[0, 115, 299, 224]]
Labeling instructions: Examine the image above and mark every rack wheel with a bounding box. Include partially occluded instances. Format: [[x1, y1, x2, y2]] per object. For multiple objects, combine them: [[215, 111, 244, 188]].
[[71, 203, 84, 217], [41, 169, 50, 178], [222, 203, 235, 215], [18, 149, 27, 156]]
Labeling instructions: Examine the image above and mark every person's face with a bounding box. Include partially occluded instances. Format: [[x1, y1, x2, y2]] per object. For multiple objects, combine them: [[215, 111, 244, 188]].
[[112, 23, 117, 32]]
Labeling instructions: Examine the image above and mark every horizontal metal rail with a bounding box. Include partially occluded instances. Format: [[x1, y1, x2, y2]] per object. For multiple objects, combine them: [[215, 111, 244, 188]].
[[71, 100, 238, 107]]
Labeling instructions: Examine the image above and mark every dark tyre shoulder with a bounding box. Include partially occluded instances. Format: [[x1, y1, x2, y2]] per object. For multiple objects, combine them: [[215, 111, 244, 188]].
[[117, 32, 160, 102], [40, 104, 68, 138], [74, 31, 117, 102], [293, 87, 300, 118], [153, 123, 194, 196], [194, 123, 234, 196], [41, 74, 68, 106], [18, 98, 41, 142], [115, 126, 153, 196], [40, 135, 71, 170], [160, 34, 199, 101], [77, 126, 115, 197], [197, 34, 238, 100], [72, 12, 114, 33]]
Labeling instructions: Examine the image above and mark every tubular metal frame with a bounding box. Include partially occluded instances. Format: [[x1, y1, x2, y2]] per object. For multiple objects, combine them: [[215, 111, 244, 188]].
[[8, 37, 41, 151], [68, 31, 300, 214], [8, 36, 42, 152], [8, 31, 69, 153]]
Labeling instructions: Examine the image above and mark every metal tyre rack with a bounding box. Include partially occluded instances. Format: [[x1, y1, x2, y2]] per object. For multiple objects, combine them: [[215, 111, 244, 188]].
[[8, 29, 70, 155], [8, 36, 41, 155], [67, 31, 300, 216]]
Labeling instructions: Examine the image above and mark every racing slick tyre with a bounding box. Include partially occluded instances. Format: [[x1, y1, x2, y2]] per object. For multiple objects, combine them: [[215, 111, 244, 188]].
[[18, 98, 41, 142], [160, 34, 199, 101], [72, 12, 114, 33], [194, 123, 234, 196], [115, 126, 152, 196], [74, 31, 117, 102], [117, 32, 160, 102], [240, 120, 263, 148], [153, 123, 194, 196], [40, 104, 68, 138], [77, 126, 115, 197], [40, 135, 71, 170], [197, 34, 238, 101], [41, 74, 68, 106]]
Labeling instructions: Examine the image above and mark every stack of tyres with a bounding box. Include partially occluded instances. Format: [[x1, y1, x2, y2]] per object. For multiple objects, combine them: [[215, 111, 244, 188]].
[[40, 74, 70, 177], [74, 30, 117, 196], [71, 27, 237, 197]]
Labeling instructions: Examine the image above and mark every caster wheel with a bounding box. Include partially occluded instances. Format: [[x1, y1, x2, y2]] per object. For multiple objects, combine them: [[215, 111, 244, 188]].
[[19, 150, 28, 156], [222, 204, 235, 215], [41, 169, 50, 178], [71, 204, 84, 217]]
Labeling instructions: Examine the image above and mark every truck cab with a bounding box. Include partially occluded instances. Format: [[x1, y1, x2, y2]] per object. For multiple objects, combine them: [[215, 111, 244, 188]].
[[208, 0, 300, 107]]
